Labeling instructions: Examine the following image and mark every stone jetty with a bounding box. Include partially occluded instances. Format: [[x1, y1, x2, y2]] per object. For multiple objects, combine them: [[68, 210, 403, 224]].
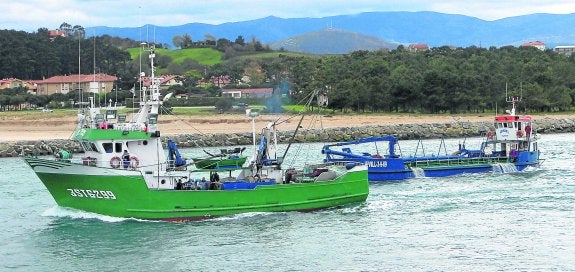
[[2, 117, 574, 158]]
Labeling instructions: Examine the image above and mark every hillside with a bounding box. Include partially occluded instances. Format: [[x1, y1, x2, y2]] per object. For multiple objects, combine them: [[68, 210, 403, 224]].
[[271, 29, 398, 54], [87, 11, 575, 53], [127, 47, 222, 65]]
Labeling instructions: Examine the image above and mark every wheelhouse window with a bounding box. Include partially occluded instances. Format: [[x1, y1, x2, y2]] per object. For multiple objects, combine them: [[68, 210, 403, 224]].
[[118, 114, 127, 123], [102, 143, 113, 153], [80, 141, 98, 152], [106, 109, 117, 120], [115, 142, 123, 153]]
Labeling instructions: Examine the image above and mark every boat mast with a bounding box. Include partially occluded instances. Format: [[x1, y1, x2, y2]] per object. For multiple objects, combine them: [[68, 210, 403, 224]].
[[134, 43, 162, 132], [281, 89, 319, 161], [505, 82, 522, 117], [247, 109, 260, 163]]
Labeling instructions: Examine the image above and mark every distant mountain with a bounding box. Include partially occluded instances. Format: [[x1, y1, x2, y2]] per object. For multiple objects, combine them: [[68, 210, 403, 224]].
[[271, 28, 399, 54], [86, 11, 575, 53]]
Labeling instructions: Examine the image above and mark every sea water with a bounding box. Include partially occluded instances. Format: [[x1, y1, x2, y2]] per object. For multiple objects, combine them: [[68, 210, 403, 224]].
[[1, 133, 574, 271]]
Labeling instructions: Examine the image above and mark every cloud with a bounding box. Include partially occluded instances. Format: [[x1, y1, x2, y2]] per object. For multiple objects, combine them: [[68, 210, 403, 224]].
[[3, 0, 575, 32], [429, 0, 575, 20]]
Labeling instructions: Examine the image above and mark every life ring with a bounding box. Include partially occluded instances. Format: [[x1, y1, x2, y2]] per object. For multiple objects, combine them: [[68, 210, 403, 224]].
[[129, 156, 139, 169], [516, 130, 524, 138], [110, 156, 121, 168], [486, 131, 495, 139]]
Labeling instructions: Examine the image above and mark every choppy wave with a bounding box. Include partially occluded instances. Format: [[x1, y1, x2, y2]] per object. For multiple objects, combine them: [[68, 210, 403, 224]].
[[1, 133, 574, 271]]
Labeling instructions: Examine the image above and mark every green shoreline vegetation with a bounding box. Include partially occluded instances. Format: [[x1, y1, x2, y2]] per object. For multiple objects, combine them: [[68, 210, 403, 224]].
[[1, 27, 575, 116], [5, 106, 572, 121]]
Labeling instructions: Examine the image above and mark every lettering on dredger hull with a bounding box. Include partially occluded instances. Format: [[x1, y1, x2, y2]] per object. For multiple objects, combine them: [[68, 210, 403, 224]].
[[67, 189, 116, 199], [366, 161, 388, 168]]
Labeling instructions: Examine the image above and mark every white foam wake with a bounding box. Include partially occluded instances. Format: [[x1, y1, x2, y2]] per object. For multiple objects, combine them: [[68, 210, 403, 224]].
[[41, 205, 136, 223]]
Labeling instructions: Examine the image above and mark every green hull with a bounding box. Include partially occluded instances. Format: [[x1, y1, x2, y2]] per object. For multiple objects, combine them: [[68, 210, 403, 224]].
[[192, 156, 248, 169], [25, 157, 368, 221]]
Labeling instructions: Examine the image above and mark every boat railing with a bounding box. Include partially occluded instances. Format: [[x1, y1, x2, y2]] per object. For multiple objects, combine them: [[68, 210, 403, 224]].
[[304, 161, 362, 168], [59, 156, 147, 171], [166, 159, 189, 171], [86, 122, 147, 132], [409, 155, 509, 167]]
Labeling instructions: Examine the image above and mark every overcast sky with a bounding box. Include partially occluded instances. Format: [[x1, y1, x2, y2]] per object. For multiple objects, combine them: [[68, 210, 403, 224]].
[[3, 0, 575, 32]]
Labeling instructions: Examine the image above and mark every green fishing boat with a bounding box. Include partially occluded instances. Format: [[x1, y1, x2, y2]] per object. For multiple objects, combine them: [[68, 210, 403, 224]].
[[23, 44, 368, 221]]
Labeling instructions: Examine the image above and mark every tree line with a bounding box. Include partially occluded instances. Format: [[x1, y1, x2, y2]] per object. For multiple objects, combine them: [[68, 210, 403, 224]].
[[171, 33, 272, 62], [0, 29, 134, 82], [1, 25, 574, 114], [162, 45, 575, 114], [278, 46, 575, 113]]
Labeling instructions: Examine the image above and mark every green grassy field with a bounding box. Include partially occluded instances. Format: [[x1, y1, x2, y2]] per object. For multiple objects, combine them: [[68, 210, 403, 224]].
[[170, 105, 268, 115], [0, 105, 303, 119], [0, 107, 141, 119], [126, 48, 314, 66], [4, 106, 571, 119], [0, 109, 75, 119], [127, 48, 222, 65], [236, 52, 313, 59], [171, 106, 216, 115]]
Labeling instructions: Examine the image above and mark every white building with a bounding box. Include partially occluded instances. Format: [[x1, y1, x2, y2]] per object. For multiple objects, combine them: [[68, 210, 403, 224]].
[[520, 41, 546, 51], [554, 46, 575, 56]]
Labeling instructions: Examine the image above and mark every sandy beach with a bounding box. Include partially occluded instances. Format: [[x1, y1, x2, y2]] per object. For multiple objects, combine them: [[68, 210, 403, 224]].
[[1, 112, 573, 142]]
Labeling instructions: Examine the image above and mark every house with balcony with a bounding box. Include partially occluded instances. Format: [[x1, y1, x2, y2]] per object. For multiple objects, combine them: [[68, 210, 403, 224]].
[[554, 45, 575, 56], [0, 78, 37, 92], [35, 73, 117, 95]]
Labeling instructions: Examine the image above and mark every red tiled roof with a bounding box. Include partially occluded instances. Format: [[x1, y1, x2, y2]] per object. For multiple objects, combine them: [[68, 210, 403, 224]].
[[521, 41, 545, 47], [139, 77, 152, 87], [409, 43, 429, 49], [138, 75, 179, 87], [39, 73, 117, 84], [0, 78, 37, 88], [49, 30, 66, 38], [159, 75, 178, 85]]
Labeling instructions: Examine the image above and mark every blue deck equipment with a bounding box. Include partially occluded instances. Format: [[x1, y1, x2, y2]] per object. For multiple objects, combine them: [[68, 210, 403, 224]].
[[167, 139, 187, 167]]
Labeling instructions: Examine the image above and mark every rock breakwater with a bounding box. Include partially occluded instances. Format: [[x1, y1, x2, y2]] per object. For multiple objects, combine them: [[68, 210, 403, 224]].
[[3, 117, 574, 158]]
